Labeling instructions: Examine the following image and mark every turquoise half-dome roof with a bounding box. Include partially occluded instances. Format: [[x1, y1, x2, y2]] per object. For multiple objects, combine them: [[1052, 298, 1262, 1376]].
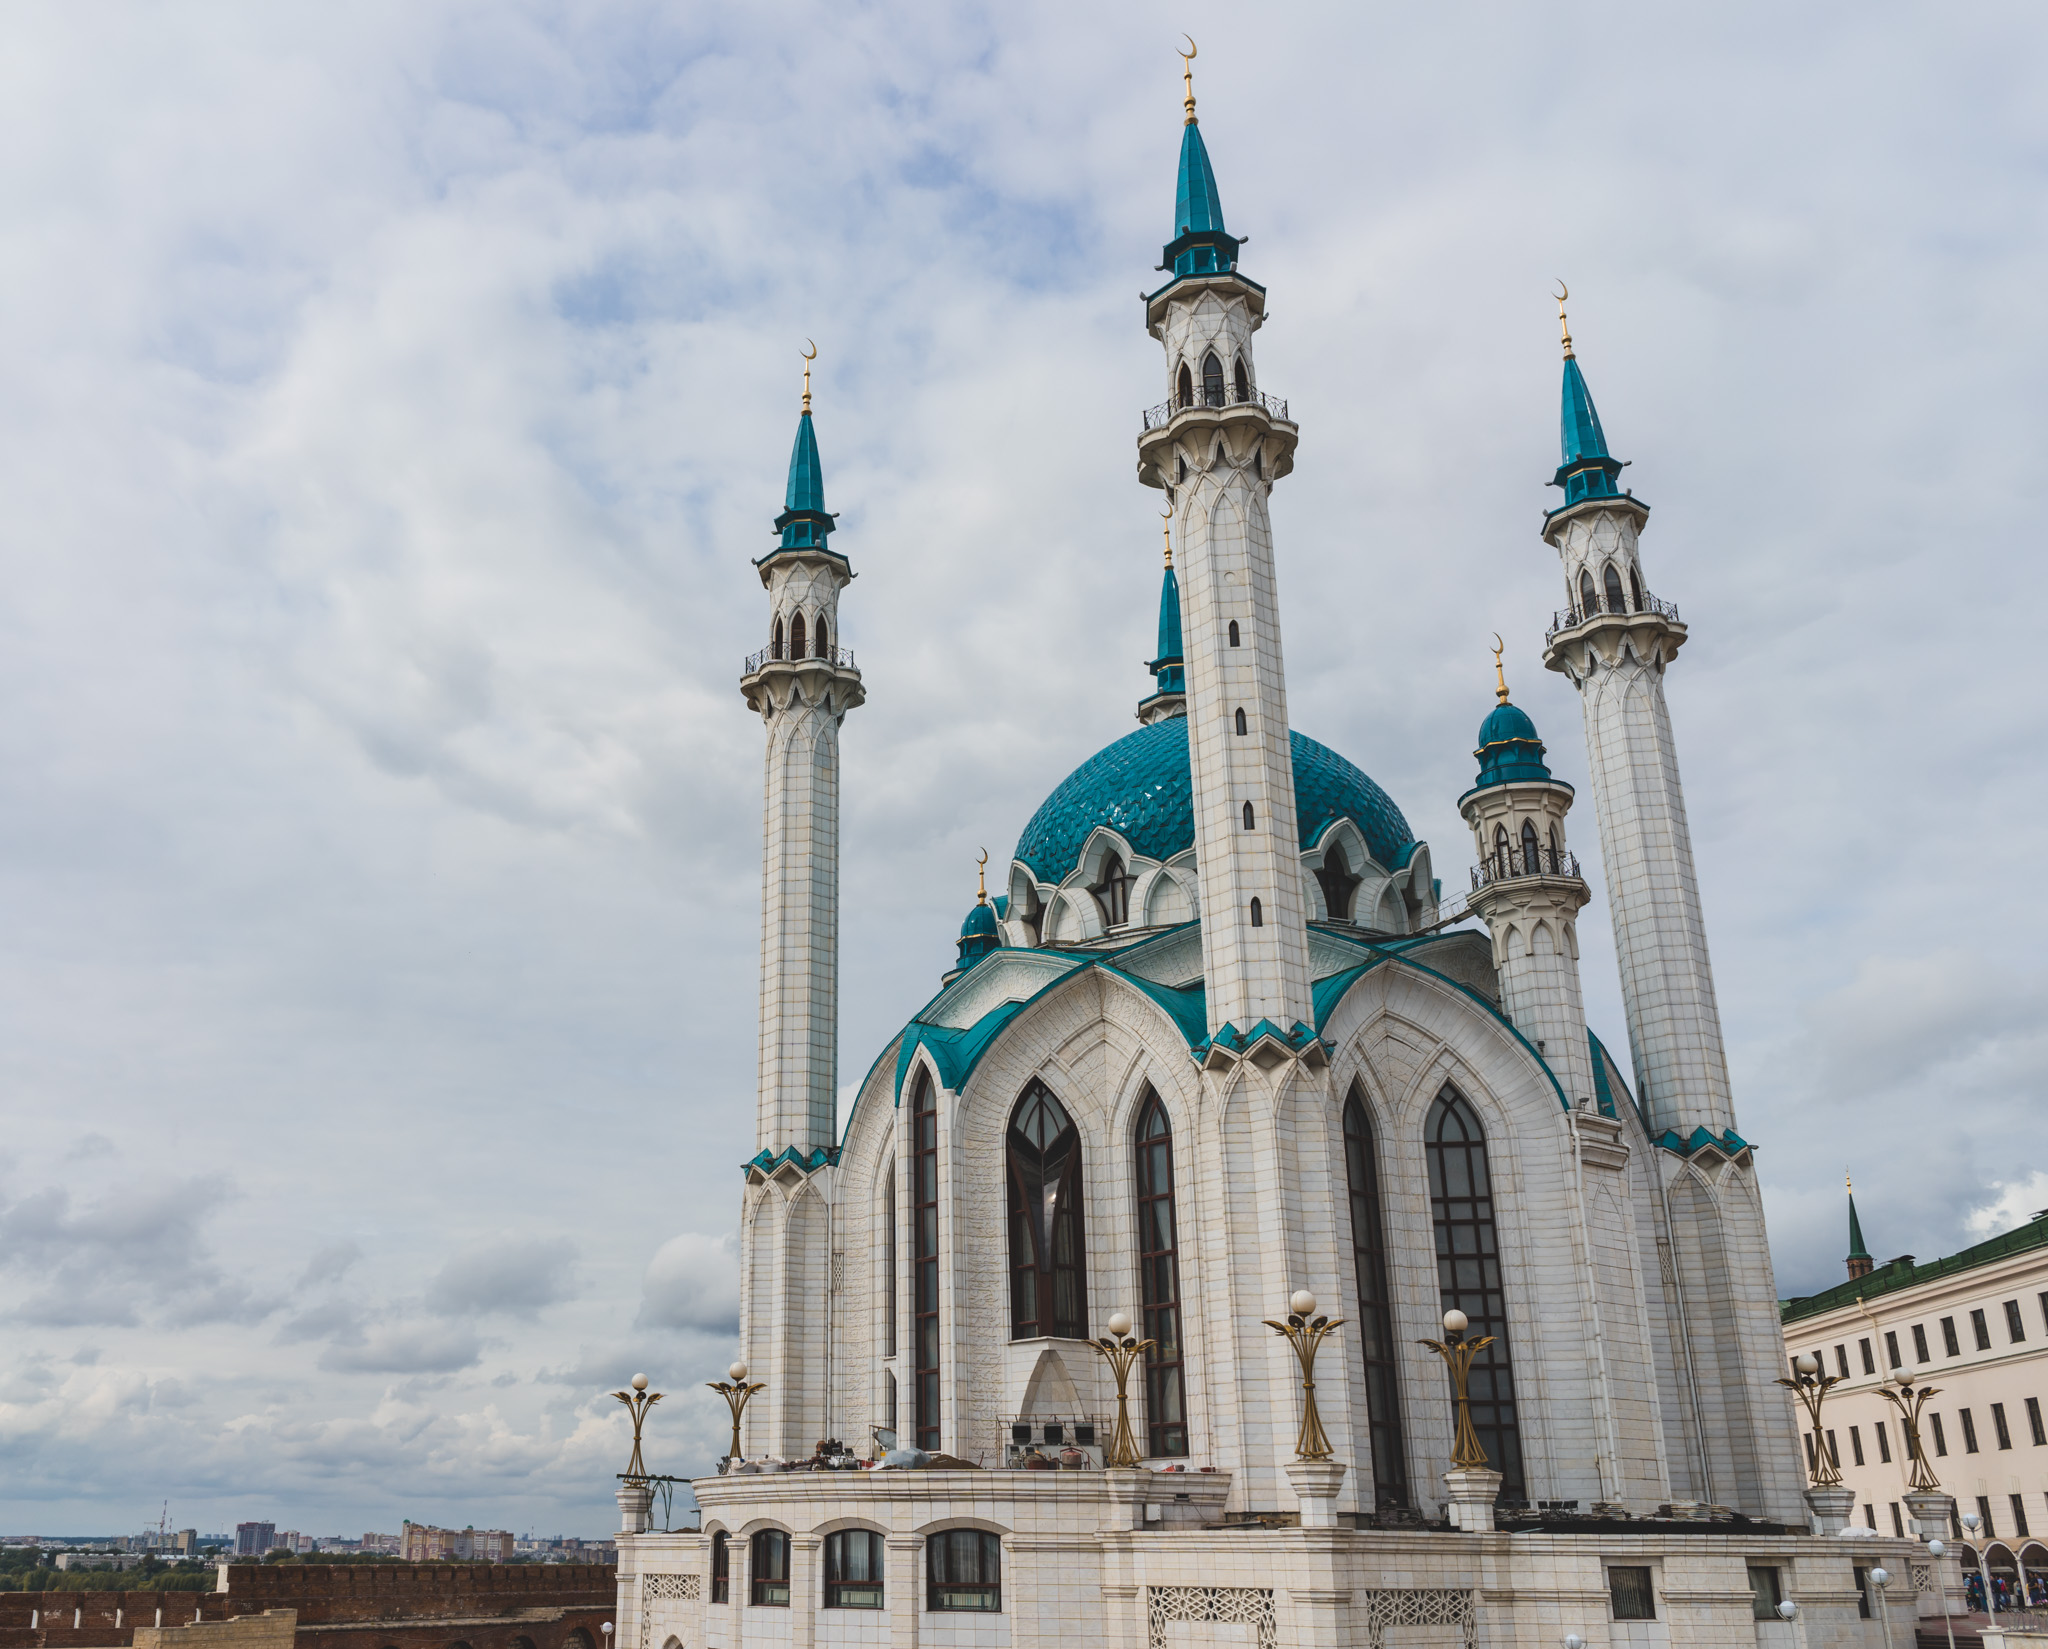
[[1469, 697, 1558, 791], [1014, 716, 1417, 885]]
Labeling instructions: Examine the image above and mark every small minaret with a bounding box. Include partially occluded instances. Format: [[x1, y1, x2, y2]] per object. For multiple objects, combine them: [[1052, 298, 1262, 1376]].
[[1846, 1174, 1874, 1280], [740, 349, 865, 1158], [1539, 294, 1733, 1141], [1136, 50, 1309, 1036], [1138, 507, 1187, 723], [1457, 644, 1596, 1105]]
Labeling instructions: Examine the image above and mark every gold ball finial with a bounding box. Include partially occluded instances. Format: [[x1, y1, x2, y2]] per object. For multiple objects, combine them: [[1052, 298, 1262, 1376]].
[[801, 339, 817, 413], [1491, 633, 1510, 704], [1161, 502, 1174, 569], [1553, 282, 1573, 362], [1179, 36, 1197, 125], [976, 848, 989, 906]]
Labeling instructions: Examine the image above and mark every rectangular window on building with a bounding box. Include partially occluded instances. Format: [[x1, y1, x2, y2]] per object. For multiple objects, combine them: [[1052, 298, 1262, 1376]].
[[1803, 1434, 1818, 1476], [1973, 1309, 1992, 1350], [1932, 1413, 1949, 1456], [2015, 1495, 2033, 1538], [2008, 1300, 2027, 1343], [1886, 1331, 1902, 1368], [1876, 1420, 1892, 1463], [1913, 1324, 1930, 1362], [1890, 1502, 1905, 1538], [1853, 1565, 1874, 1620], [1747, 1566, 1784, 1622], [1863, 1502, 1876, 1530], [1977, 1495, 1996, 1538], [1836, 1344, 1850, 1379], [1826, 1429, 1840, 1469], [1994, 1403, 2014, 1450], [1860, 1338, 1876, 1375], [1944, 1317, 1962, 1357], [2040, 1292, 2048, 1336], [1608, 1567, 1655, 1621], [1961, 1409, 1980, 1453], [2029, 1396, 2046, 1446], [1850, 1426, 1866, 1466]]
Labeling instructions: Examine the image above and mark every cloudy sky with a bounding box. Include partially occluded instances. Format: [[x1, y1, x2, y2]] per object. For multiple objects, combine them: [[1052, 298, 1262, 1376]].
[[0, 0, 2044, 1538]]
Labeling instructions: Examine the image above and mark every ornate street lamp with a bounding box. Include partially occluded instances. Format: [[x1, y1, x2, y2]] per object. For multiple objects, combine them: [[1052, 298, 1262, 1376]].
[[1418, 1310, 1496, 1469], [1264, 1290, 1343, 1460], [1875, 1370, 1943, 1492], [1088, 1311, 1154, 1469], [1869, 1566, 1893, 1649], [1927, 1540, 1959, 1649], [707, 1360, 766, 1469], [610, 1374, 662, 1481], [1775, 1352, 1844, 1486], [1961, 1511, 2000, 1627]]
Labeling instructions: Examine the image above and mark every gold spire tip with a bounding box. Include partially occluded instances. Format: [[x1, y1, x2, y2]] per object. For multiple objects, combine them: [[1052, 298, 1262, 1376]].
[[1161, 503, 1174, 568], [1491, 633, 1510, 704], [1847, 1170, 1853, 1193], [1179, 36, 1197, 125], [801, 339, 817, 413], [976, 848, 988, 905], [1553, 281, 1573, 361]]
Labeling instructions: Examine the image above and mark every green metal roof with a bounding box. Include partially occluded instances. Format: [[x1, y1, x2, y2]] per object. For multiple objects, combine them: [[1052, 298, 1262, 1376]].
[[1781, 1211, 2048, 1326]]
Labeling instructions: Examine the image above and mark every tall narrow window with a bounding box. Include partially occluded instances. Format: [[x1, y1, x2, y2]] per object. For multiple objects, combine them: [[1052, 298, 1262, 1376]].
[[882, 1162, 897, 1359], [750, 1530, 790, 1605], [1602, 563, 1626, 615], [1629, 565, 1643, 611], [1876, 1419, 1892, 1462], [710, 1531, 729, 1603], [1201, 351, 1224, 407], [1885, 1330, 1901, 1368], [1994, 1403, 2013, 1449], [2008, 1300, 2027, 1342], [1177, 363, 1194, 409], [1315, 840, 1361, 924], [1860, 1338, 1875, 1374], [911, 1068, 941, 1450], [1233, 357, 1249, 402], [1006, 1081, 1087, 1340], [1914, 1324, 1930, 1361], [1228, 620, 1241, 647], [1943, 1317, 1961, 1356], [1344, 1091, 1408, 1508], [1235, 707, 1247, 735], [1549, 824, 1564, 865], [1493, 824, 1510, 878], [2027, 1396, 2045, 1445], [1579, 568, 1598, 617], [815, 616, 829, 658], [772, 616, 784, 660], [1249, 897, 1263, 927], [1426, 1087, 1524, 1498], [1242, 801, 1255, 830], [1974, 1309, 1992, 1350], [1135, 1092, 1187, 1457], [1090, 852, 1131, 928], [790, 612, 806, 658], [1519, 819, 1541, 874]]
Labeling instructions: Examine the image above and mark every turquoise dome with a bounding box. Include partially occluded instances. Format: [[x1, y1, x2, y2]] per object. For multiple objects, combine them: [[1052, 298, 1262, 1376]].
[[1014, 716, 1417, 884], [1470, 698, 1556, 790], [960, 901, 998, 940], [1477, 700, 1539, 748]]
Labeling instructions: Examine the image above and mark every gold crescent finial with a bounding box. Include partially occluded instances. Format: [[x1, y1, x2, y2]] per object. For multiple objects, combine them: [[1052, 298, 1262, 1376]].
[[1161, 502, 1174, 568], [1553, 282, 1574, 361], [1491, 633, 1510, 704], [801, 340, 816, 412], [1179, 36, 1197, 125], [977, 848, 989, 904], [1847, 1170, 1853, 1193]]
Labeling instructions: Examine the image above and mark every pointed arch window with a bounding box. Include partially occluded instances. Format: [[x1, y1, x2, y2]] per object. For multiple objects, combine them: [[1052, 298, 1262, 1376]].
[[1579, 569, 1598, 618], [772, 616, 784, 661], [1202, 351, 1225, 407], [1249, 897, 1263, 927], [1228, 620, 1241, 647], [710, 1531, 729, 1603], [1090, 851, 1132, 928], [1493, 824, 1510, 878], [1344, 1091, 1408, 1508], [1549, 823, 1563, 864], [1242, 801, 1255, 830], [1426, 1087, 1525, 1498], [1629, 564, 1643, 612], [1520, 819, 1542, 876], [1177, 363, 1194, 409], [1316, 839, 1361, 923], [814, 616, 829, 658], [1234, 707, 1247, 735], [1233, 357, 1250, 403], [882, 1162, 897, 1358], [790, 611, 807, 658], [910, 1068, 941, 1450], [1007, 1081, 1087, 1340], [1135, 1091, 1187, 1457], [1603, 562, 1627, 616]]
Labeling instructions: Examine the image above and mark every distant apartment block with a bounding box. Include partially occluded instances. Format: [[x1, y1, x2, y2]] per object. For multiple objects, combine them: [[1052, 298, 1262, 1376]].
[[400, 1522, 512, 1563], [233, 1523, 277, 1558]]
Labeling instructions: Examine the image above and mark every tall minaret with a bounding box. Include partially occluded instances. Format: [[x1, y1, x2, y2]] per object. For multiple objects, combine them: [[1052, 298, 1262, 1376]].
[[1457, 645, 1596, 1107], [1538, 297, 1732, 1142], [740, 351, 865, 1158], [1136, 49, 1307, 1036]]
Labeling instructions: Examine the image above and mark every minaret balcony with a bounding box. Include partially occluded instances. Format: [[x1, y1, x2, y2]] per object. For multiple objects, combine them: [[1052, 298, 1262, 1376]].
[[745, 644, 857, 675], [1470, 846, 1582, 891], [1136, 385, 1297, 487], [1544, 589, 1680, 641], [740, 647, 865, 714], [1141, 384, 1290, 431], [1541, 588, 1688, 677]]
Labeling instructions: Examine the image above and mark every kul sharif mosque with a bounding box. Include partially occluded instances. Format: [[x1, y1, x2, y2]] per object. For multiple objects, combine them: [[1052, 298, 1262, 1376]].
[[612, 54, 1943, 1649]]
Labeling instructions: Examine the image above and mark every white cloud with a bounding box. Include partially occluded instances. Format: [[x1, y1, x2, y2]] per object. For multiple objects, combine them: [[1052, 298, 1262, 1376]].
[[1966, 1174, 2048, 1241], [637, 1233, 740, 1336]]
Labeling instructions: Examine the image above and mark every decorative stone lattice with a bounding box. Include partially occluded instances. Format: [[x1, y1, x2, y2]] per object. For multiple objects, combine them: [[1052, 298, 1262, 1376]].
[[1146, 1585, 1276, 1649], [1357, 1588, 1477, 1646], [637, 1572, 700, 1649], [1910, 1564, 1934, 1594]]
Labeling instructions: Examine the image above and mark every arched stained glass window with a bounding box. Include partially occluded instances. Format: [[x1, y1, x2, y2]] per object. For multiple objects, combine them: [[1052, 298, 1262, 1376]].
[[1426, 1087, 1524, 1498], [1233, 357, 1249, 402], [1135, 1092, 1188, 1457], [1493, 824, 1510, 877], [1007, 1082, 1087, 1339], [1579, 569, 1598, 617], [1177, 363, 1194, 409], [790, 611, 806, 658], [1603, 562, 1626, 616], [1091, 851, 1132, 928], [1520, 819, 1541, 875], [911, 1068, 941, 1450], [1343, 1091, 1407, 1508], [1202, 351, 1225, 407]]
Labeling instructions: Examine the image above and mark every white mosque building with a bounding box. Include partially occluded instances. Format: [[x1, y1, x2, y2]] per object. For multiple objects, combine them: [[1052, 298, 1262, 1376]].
[[614, 63, 1945, 1649]]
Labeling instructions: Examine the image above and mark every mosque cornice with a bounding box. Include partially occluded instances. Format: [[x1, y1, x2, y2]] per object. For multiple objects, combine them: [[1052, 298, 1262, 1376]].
[[752, 543, 851, 586], [1539, 491, 1651, 537], [1540, 605, 1688, 679], [1141, 269, 1267, 334]]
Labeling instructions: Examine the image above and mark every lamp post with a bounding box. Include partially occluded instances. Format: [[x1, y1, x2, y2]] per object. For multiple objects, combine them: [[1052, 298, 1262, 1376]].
[[1927, 1540, 1959, 1649], [1875, 1370, 1943, 1492], [610, 1373, 662, 1481], [1263, 1290, 1342, 1460], [1087, 1311, 1154, 1469], [707, 1360, 766, 1470], [1868, 1566, 1893, 1649], [1775, 1353, 1844, 1486], [1961, 1511, 1998, 1626], [1417, 1309, 1495, 1469]]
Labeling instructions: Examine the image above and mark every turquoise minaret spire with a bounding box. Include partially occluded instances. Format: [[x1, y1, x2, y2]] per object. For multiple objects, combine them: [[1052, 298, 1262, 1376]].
[[770, 351, 837, 554], [1846, 1175, 1873, 1280], [1550, 296, 1626, 510], [1162, 45, 1241, 280], [1140, 510, 1186, 721]]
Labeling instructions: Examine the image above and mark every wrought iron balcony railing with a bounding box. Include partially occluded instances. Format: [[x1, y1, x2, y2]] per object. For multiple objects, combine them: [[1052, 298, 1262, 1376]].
[[1545, 590, 1680, 640], [1141, 385, 1290, 432], [744, 645, 857, 674], [1470, 846, 1582, 890]]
